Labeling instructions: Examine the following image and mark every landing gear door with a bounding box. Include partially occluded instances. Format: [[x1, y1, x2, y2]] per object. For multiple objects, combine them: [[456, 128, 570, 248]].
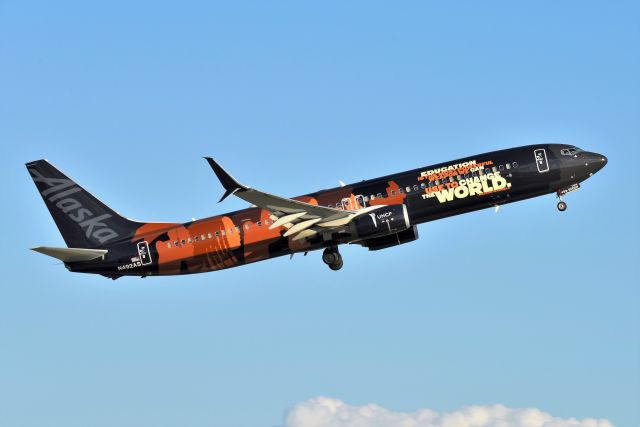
[[534, 148, 549, 173]]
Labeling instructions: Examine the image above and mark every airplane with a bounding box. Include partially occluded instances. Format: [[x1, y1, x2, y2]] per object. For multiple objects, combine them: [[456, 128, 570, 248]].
[[26, 144, 607, 279]]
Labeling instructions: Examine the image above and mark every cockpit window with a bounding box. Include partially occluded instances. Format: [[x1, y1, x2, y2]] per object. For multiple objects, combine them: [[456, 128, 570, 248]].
[[560, 147, 582, 156]]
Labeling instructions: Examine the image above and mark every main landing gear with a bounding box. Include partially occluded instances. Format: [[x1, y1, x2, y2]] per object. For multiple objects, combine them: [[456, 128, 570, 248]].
[[322, 247, 343, 271]]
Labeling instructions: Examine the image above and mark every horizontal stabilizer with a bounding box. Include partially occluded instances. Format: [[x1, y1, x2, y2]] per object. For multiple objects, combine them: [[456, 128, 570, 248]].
[[31, 246, 108, 262]]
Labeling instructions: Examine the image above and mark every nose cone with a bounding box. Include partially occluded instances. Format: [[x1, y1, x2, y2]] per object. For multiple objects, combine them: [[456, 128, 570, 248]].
[[587, 152, 608, 175], [599, 154, 608, 167]]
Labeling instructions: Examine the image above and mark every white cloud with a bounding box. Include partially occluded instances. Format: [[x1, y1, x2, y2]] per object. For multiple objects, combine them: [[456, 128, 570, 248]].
[[285, 397, 614, 427]]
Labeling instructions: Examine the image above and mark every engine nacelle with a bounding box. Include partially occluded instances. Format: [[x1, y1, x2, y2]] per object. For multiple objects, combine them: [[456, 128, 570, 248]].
[[361, 226, 419, 251], [352, 204, 410, 239]]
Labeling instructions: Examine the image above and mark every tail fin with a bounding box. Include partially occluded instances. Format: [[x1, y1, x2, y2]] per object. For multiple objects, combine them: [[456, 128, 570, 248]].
[[26, 159, 142, 248]]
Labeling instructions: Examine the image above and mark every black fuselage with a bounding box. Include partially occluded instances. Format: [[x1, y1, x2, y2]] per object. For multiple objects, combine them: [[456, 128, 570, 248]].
[[40, 143, 607, 278]]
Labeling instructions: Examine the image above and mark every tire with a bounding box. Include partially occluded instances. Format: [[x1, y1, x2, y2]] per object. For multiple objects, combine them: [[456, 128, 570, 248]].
[[322, 248, 338, 265], [329, 258, 343, 271], [557, 201, 567, 212]]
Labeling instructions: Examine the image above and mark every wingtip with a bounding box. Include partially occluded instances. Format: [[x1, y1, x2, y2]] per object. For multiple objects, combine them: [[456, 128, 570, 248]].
[[204, 156, 248, 202]]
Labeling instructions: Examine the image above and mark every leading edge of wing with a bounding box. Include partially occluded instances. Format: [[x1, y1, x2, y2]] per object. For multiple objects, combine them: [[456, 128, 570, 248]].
[[203, 157, 348, 221]]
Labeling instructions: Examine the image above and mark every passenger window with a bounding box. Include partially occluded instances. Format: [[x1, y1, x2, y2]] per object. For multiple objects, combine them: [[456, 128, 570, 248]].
[[499, 165, 504, 171], [492, 166, 498, 173], [370, 194, 375, 200], [221, 230, 226, 236], [391, 190, 396, 196], [485, 168, 491, 174], [244, 224, 250, 230], [420, 183, 426, 189], [478, 169, 484, 176], [174, 240, 179, 246], [257, 221, 262, 226], [201, 234, 205, 240], [505, 163, 511, 170], [236, 226, 241, 233], [194, 236, 199, 241], [377, 193, 382, 198], [167, 242, 172, 248], [188, 238, 192, 243], [228, 228, 233, 234], [181, 239, 186, 245], [207, 232, 213, 238], [364, 196, 369, 202], [513, 162, 518, 168]]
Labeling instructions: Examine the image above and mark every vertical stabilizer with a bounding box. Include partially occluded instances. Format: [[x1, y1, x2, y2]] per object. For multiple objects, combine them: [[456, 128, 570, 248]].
[[26, 159, 141, 248]]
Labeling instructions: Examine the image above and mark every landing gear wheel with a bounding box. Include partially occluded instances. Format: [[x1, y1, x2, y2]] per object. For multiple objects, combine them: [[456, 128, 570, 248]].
[[557, 201, 567, 212], [328, 258, 343, 271], [322, 248, 338, 265], [322, 247, 343, 271]]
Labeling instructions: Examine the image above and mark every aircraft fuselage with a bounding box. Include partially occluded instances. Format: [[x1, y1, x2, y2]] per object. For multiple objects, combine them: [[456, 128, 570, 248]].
[[27, 144, 607, 278]]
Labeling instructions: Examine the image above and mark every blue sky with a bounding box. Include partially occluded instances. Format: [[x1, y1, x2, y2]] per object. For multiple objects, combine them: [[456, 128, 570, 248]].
[[1, 1, 638, 426]]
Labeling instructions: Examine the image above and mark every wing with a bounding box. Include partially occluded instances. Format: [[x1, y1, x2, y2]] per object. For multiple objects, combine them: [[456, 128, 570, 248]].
[[204, 157, 381, 241]]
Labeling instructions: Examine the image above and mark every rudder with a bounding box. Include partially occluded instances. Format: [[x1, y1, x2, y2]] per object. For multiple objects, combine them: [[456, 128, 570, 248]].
[[26, 159, 142, 248]]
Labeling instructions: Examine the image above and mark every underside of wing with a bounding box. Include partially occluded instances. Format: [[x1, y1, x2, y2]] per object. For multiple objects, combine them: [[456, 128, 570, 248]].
[[204, 157, 382, 242]]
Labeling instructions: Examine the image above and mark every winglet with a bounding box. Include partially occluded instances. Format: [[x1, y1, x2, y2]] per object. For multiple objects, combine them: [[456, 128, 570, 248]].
[[204, 157, 249, 203]]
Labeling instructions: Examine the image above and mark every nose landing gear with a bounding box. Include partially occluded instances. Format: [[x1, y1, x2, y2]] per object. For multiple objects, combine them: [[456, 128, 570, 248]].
[[322, 247, 343, 271], [555, 183, 580, 212], [557, 200, 567, 212]]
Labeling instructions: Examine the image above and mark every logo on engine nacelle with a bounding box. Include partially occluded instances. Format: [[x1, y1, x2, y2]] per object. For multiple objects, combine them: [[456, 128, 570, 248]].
[[368, 213, 378, 228], [369, 211, 394, 228]]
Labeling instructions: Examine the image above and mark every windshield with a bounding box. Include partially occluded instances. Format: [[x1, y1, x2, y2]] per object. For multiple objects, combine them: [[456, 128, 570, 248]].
[[560, 147, 583, 156]]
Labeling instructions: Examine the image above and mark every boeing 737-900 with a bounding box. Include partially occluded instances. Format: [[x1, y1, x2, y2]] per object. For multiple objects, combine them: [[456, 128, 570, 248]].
[[27, 144, 607, 278]]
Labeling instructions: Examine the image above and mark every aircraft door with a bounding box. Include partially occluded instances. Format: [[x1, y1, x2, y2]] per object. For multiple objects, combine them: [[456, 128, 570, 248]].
[[534, 149, 549, 173], [137, 241, 153, 265]]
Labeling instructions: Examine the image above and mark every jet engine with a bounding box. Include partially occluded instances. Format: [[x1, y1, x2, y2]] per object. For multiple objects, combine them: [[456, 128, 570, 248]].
[[352, 204, 410, 239], [361, 226, 419, 251]]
